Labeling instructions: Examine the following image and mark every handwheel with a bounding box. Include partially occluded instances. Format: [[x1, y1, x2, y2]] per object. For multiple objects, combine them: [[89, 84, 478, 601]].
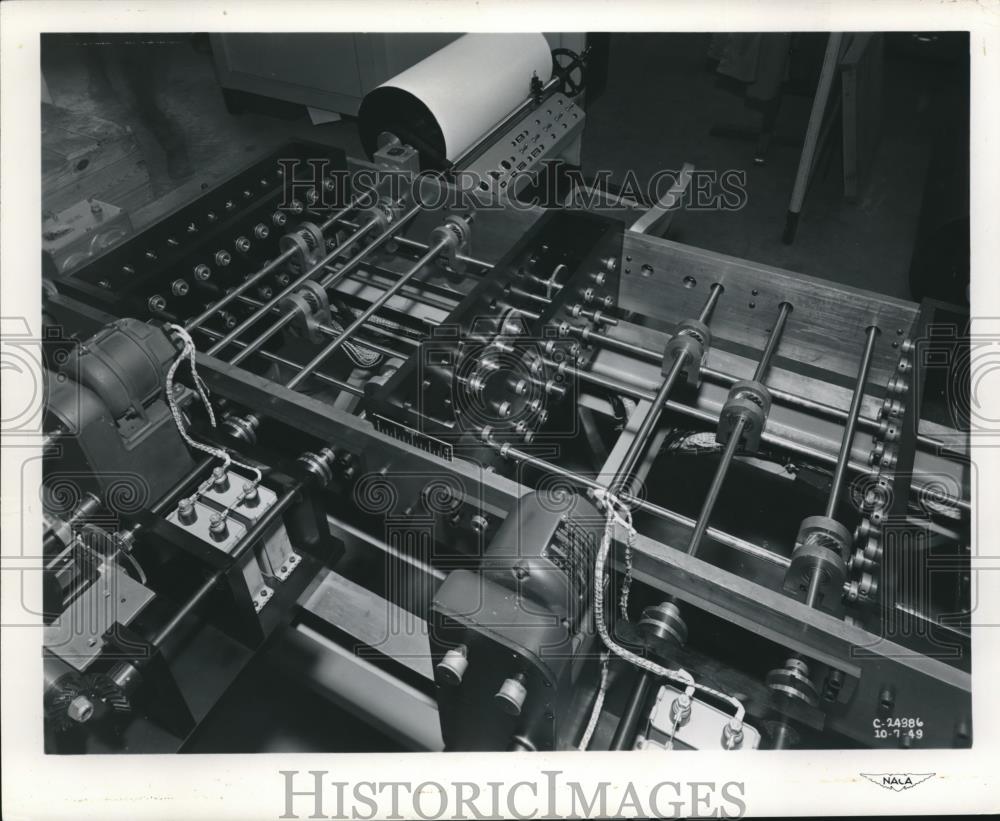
[[551, 47, 587, 98]]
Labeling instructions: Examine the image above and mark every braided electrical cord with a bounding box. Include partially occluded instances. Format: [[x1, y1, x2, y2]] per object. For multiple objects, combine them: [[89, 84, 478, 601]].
[[164, 325, 262, 496], [327, 314, 383, 369], [580, 487, 746, 744], [577, 651, 610, 750]]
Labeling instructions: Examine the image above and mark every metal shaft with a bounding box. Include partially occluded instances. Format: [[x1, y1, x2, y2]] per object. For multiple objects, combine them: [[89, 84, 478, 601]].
[[207, 216, 381, 356], [769, 722, 796, 750], [567, 325, 959, 460], [685, 303, 791, 555], [489, 439, 788, 568], [685, 418, 745, 555], [610, 283, 723, 495], [183, 201, 363, 334], [609, 672, 654, 750], [228, 207, 421, 366], [193, 326, 364, 397], [227, 294, 413, 361], [824, 324, 880, 519], [804, 565, 825, 609], [285, 235, 450, 390], [333, 217, 494, 273], [551, 354, 964, 514], [752, 302, 792, 380], [185, 250, 296, 332]]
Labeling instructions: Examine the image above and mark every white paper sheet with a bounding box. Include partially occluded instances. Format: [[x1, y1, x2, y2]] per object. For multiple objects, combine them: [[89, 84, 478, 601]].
[[366, 33, 552, 161]]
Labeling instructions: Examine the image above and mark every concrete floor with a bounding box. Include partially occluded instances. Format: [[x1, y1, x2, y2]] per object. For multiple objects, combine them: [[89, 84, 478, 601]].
[[42, 33, 953, 300]]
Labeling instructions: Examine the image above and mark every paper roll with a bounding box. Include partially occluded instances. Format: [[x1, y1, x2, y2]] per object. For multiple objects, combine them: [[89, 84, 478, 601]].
[[358, 33, 553, 168]]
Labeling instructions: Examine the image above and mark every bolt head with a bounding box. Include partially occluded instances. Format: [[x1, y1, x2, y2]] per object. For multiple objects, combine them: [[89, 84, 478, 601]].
[[67, 695, 95, 723], [495, 676, 528, 716], [436, 647, 469, 686]]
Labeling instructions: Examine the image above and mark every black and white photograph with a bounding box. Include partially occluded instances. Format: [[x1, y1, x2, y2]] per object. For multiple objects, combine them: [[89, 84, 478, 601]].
[[2, 2, 998, 819]]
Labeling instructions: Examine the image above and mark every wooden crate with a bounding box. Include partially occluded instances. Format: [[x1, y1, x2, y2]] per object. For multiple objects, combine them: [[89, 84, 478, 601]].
[[42, 103, 154, 216]]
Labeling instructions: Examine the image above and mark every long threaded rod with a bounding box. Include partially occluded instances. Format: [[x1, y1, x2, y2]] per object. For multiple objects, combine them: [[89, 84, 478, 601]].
[[208, 216, 381, 357], [225, 207, 421, 366], [824, 324, 880, 519], [185, 199, 363, 334], [610, 284, 724, 495], [286, 236, 450, 390], [685, 303, 791, 555]]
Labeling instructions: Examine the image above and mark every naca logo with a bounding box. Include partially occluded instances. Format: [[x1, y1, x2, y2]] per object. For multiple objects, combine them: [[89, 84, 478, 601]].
[[861, 773, 935, 792]]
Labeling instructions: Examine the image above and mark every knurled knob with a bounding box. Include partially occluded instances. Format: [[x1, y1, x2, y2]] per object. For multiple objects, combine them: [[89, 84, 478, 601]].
[[435, 646, 469, 686]]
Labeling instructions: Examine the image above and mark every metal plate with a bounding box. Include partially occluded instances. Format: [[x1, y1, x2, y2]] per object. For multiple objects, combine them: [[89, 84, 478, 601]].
[[201, 472, 278, 524], [43, 566, 156, 671], [166, 499, 247, 554], [463, 93, 584, 195], [642, 683, 761, 750], [302, 570, 435, 680]]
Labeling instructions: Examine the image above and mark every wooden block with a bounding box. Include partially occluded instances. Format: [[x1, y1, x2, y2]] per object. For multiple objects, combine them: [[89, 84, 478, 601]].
[[620, 230, 917, 388], [42, 199, 133, 277]]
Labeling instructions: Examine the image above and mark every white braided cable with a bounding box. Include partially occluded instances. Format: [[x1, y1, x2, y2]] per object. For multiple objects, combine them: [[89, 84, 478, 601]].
[[619, 526, 634, 620], [329, 316, 383, 369], [163, 324, 262, 492], [577, 651, 610, 750], [588, 487, 746, 726]]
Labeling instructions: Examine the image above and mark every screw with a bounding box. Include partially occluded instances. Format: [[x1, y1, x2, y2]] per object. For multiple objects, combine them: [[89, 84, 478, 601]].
[[878, 686, 895, 714], [670, 693, 692, 726], [495, 674, 528, 716], [436, 645, 470, 686], [177, 497, 197, 524], [215, 250, 232, 267], [170, 279, 189, 297], [193, 264, 211, 281], [211, 466, 230, 490], [241, 481, 260, 507], [722, 717, 744, 749], [208, 513, 229, 541], [254, 223, 270, 240]]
